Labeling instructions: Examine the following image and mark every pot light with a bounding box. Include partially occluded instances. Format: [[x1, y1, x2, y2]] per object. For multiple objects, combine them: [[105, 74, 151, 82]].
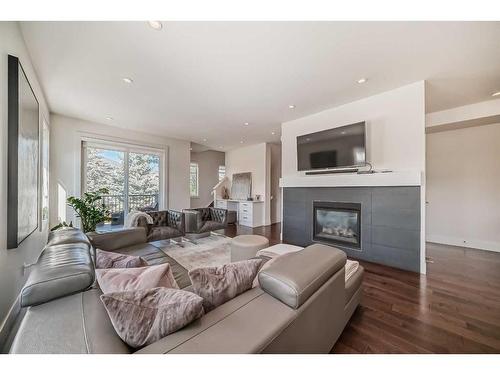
[[288, 105, 296, 109], [244, 122, 249, 126], [106, 116, 113, 120], [148, 21, 163, 30], [357, 78, 367, 84], [218, 146, 223, 149], [122, 77, 133, 84], [492, 91, 500, 97], [203, 138, 207, 142], [271, 131, 276, 135], [240, 140, 244, 144]]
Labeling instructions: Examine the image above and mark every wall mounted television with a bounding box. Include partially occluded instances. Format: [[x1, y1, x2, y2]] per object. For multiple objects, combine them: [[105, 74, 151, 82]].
[[297, 122, 366, 171]]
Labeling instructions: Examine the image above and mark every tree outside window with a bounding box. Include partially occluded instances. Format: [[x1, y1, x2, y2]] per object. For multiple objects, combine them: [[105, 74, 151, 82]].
[[190, 162, 199, 197]]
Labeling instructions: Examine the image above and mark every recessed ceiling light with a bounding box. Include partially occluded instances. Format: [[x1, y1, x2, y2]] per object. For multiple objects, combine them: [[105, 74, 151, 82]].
[[203, 138, 207, 142], [148, 21, 162, 30], [341, 131, 346, 135], [288, 105, 296, 109], [106, 116, 113, 120], [189, 147, 193, 151], [218, 146, 223, 149], [492, 91, 500, 97], [122, 77, 133, 84], [243, 122, 249, 126], [240, 140, 244, 144], [271, 131, 276, 135], [357, 78, 367, 84]]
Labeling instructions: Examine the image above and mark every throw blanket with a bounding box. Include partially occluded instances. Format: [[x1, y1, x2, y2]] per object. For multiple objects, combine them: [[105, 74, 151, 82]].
[[123, 211, 153, 228], [345, 259, 359, 282]]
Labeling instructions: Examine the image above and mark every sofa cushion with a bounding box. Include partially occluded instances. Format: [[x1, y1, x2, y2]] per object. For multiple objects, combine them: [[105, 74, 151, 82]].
[[189, 259, 262, 312], [200, 220, 225, 232], [11, 289, 131, 354], [147, 226, 183, 241], [96, 249, 146, 269], [20, 243, 94, 307], [47, 227, 91, 248], [96, 264, 179, 294], [258, 244, 346, 309], [101, 287, 204, 348]]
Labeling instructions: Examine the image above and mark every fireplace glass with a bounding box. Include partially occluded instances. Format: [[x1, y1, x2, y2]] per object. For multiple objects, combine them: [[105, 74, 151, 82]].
[[313, 201, 361, 249]]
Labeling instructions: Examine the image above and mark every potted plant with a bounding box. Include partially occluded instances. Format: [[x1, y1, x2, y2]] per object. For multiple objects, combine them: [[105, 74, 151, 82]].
[[67, 188, 111, 233]]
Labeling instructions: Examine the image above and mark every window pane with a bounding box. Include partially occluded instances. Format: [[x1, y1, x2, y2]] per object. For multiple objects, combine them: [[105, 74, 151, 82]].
[[128, 152, 160, 212], [218, 165, 226, 181], [190, 163, 198, 197], [85, 147, 125, 223]]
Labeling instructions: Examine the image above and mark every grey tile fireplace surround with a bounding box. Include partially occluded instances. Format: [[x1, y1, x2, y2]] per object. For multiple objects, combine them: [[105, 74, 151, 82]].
[[282, 186, 421, 272]]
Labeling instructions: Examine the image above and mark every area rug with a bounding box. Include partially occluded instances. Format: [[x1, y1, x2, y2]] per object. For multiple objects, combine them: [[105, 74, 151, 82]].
[[160, 234, 232, 271]]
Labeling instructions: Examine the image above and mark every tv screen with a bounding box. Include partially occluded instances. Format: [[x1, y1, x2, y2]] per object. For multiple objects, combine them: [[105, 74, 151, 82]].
[[297, 122, 366, 171]]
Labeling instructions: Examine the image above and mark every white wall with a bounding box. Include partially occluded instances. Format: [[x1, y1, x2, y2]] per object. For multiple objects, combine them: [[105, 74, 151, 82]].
[[0, 22, 50, 339], [426, 123, 500, 252], [190, 150, 225, 208], [50, 114, 191, 226], [281, 82, 426, 178], [270, 143, 282, 224], [225, 142, 271, 225]]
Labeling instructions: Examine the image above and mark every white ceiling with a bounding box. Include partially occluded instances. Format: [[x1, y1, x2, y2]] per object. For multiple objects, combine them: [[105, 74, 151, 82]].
[[20, 21, 500, 150]]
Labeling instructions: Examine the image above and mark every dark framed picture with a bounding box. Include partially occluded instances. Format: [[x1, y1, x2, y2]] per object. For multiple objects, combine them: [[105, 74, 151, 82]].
[[7, 54, 40, 249]]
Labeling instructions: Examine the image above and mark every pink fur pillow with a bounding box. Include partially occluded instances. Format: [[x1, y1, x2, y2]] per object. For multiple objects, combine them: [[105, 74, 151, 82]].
[[96, 263, 179, 294], [189, 259, 262, 312], [96, 249, 146, 269], [101, 287, 204, 348]]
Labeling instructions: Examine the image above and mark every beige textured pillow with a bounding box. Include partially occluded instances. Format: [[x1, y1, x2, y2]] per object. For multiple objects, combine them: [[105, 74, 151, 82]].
[[96, 249, 146, 269], [96, 263, 179, 294], [101, 287, 204, 348], [189, 259, 262, 312]]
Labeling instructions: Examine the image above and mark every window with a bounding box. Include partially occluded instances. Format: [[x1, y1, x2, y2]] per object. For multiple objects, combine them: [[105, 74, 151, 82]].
[[218, 165, 226, 181], [190, 162, 199, 197], [83, 140, 163, 224]]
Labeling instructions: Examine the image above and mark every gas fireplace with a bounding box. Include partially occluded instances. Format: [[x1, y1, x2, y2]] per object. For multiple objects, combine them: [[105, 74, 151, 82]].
[[313, 201, 361, 249]]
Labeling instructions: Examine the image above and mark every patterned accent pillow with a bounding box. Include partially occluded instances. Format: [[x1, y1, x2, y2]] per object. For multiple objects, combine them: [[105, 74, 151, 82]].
[[189, 259, 262, 312], [101, 287, 204, 348], [96, 263, 179, 294], [96, 249, 146, 269]]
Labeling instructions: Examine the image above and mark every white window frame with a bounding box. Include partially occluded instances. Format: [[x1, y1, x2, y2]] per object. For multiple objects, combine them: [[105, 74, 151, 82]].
[[81, 137, 166, 213], [190, 162, 199, 198]]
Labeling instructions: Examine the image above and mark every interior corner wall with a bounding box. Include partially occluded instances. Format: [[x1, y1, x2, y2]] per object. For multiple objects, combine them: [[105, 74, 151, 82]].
[[190, 150, 225, 208], [0, 22, 51, 342], [426, 123, 500, 252], [225, 142, 271, 225], [49, 114, 191, 227]]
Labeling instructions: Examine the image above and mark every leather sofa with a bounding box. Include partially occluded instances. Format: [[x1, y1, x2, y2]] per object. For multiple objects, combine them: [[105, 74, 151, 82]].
[[136, 209, 185, 241], [8, 227, 363, 354]]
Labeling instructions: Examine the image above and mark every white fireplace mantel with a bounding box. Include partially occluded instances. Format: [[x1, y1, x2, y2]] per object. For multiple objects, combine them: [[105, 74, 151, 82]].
[[280, 171, 423, 188]]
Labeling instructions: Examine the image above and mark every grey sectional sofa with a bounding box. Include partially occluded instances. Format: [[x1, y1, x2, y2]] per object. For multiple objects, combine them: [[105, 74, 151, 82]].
[[8, 227, 363, 354]]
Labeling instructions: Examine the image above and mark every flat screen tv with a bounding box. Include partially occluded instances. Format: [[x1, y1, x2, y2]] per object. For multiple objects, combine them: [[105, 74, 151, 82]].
[[297, 122, 366, 171]]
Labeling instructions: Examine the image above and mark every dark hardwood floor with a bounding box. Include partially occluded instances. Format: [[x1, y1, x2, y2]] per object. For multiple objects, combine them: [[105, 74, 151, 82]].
[[221, 223, 500, 353]]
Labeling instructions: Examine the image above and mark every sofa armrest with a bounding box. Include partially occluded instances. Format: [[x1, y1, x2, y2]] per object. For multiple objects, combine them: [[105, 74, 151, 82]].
[[87, 227, 148, 251]]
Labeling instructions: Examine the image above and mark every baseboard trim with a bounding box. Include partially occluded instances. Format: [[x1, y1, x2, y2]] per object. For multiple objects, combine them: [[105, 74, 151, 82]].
[[426, 235, 500, 253]]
